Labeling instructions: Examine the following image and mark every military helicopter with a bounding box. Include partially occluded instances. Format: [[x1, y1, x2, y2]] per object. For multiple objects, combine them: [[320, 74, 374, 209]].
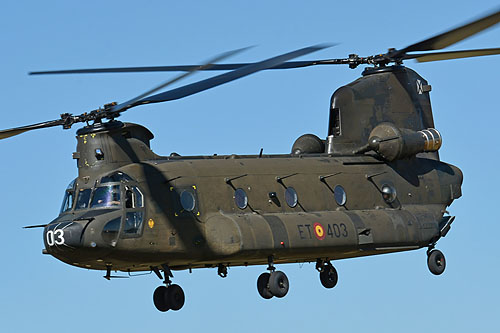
[[2, 8, 500, 313]]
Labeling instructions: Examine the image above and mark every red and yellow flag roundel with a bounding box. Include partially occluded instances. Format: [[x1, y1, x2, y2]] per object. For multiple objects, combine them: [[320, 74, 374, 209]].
[[313, 222, 326, 240]]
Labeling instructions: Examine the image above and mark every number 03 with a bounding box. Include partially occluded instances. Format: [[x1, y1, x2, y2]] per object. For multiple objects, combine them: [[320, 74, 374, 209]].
[[46, 229, 65, 246]]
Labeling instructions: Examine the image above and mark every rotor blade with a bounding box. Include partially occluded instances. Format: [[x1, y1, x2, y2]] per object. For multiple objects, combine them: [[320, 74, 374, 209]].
[[405, 47, 500, 62], [110, 46, 252, 113], [29, 60, 333, 75], [0, 119, 65, 140], [397, 8, 500, 55], [128, 44, 331, 107]]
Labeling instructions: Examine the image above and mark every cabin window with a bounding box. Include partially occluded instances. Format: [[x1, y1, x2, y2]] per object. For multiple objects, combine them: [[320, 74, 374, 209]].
[[180, 190, 196, 212], [170, 185, 200, 216], [334, 185, 347, 206], [285, 187, 298, 208], [234, 188, 248, 209], [75, 188, 92, 210]]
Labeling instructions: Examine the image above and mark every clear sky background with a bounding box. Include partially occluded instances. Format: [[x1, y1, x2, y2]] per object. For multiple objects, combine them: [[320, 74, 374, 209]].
[[1, 1, 499, 332]]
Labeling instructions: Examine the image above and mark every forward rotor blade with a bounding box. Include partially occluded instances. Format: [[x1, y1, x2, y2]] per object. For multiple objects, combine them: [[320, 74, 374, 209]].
[[0, 119, 65, 140], [129, 44, 331, 107], [110, 46, 252, 113], [29, 60, 332, 75], [405, 47, 500, 62], [397, 8, 500, 55]]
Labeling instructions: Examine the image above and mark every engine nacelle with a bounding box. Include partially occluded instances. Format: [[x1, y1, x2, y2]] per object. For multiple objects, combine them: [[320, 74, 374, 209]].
[[367, 123, 441, 161]]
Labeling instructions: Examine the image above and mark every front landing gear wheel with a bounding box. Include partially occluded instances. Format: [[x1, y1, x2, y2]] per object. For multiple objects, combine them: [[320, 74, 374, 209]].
[[268, 271, 289, 298], [257, 272, 273, 299], [319, 264, 338, 289], [166, 284, 185, 311], [153, 284, 186, 312], [153, 286, 169, 312], [427, 249, 446, 275]]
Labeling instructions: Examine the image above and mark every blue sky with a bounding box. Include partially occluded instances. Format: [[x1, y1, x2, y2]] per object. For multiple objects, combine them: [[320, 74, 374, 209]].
[[1, 1, 499, 332]]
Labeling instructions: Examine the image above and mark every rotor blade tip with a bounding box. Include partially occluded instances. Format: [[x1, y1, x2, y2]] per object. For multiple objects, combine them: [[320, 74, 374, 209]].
[[313, 43, 337, 50]]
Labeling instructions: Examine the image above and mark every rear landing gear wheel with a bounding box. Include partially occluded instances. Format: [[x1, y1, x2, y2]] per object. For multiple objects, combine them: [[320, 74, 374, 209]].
[[257, 272, 273, 299], [153, 286, 169, 312], [427, 249, 446, 275], [268, 271, 289, 298], [319, 264, 338, 289]]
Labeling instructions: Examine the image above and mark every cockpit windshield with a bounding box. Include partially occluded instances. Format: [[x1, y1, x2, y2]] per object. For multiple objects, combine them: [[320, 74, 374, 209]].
[[59, 173, 137, 213], [90, 185, 121, 208], [75, 188, 92, 210]]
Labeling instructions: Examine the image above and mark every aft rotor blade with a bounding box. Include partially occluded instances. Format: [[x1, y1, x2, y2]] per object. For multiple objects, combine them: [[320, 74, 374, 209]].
[[129, 44, 331, 107], [405, 47, 500, 62], [0, 119, 65, 140], [29, 60, 333, 75], [397, 8, 500, 55], [110, 46, 252, 113]]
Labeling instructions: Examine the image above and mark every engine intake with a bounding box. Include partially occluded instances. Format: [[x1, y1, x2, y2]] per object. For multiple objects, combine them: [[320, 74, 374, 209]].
[[366, 123, 442, 161]]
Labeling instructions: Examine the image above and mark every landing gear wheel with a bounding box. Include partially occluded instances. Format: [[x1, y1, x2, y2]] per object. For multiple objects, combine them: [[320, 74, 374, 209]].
[[257, 272, 273, 299], [153, 286, 169, 312], [268, 271, 289, 298], [427, 249, 446, 275], [319, 264, 338, 289], [166, 284, 185, 311]]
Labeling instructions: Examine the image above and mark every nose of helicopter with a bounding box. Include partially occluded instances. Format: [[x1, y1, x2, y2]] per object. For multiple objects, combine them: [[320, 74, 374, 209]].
[[44, 221, 84, 248], [43, 209, 122, 264]]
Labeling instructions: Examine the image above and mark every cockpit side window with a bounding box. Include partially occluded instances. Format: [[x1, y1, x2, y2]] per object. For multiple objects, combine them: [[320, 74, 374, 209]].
[[75, 188, 92, 210], [123, 211, 144, 235], [91, 185, 121, 208], [125, 186, 144, 209], [60, 179, 76, 213], [125, 188, 133, 209], [134, 187, 144, 208], [60, 191, 74, 213], [121, 185, 145, 238]]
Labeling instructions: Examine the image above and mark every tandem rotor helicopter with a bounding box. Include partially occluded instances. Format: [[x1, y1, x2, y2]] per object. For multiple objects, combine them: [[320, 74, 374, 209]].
[[3, 9, 500, 313]]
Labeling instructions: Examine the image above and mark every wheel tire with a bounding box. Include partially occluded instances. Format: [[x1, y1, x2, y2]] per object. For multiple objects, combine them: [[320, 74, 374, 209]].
[[427, 249, 446, 275], [153, 286, 169, 312], [320, 265, 338, 289], [268, 271, 289, 298], [257, 272, 273, 299], [166, 284, 185, 311]]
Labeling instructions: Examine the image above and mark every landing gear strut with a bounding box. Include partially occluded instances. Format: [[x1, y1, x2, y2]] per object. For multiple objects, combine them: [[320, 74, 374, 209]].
[[217, 264, 228, 278], [257, 256, 289, 299], [316, 259, 338, 289], [427, 248, 446, 275], [152, 264, 185, 312]]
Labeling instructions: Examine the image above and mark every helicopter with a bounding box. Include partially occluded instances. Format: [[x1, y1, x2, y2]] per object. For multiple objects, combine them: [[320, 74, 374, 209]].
[[2, 8, 500, 313]]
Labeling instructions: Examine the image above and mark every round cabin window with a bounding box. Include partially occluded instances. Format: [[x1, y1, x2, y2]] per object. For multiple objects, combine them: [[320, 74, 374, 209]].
[[285, 187, 298, 208], [334, 185, 347, 206], [234, 188, 248, 209], [381, 184, 397, 203], [180, 190, 196, 211]]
